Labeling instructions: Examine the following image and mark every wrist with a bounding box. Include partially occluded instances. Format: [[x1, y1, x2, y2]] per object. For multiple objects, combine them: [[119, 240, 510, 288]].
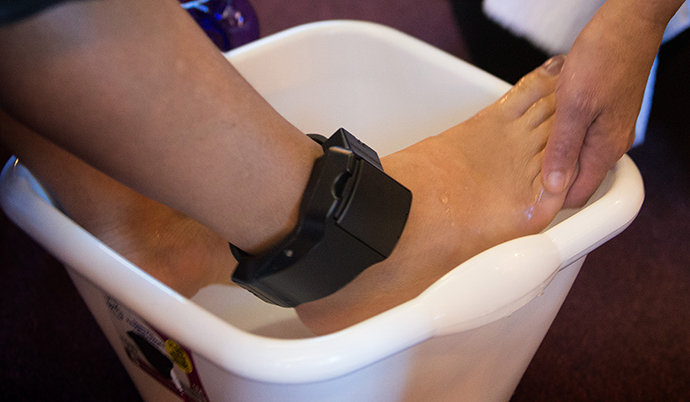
[[601, 0, 684, 33]]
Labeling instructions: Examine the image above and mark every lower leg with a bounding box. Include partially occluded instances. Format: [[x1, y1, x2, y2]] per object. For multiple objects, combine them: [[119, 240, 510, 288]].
[[0, 110, 236, 298]]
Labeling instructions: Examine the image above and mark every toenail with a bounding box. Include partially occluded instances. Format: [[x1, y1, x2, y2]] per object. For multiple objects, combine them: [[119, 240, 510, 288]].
[[541, 55, 565, 76]]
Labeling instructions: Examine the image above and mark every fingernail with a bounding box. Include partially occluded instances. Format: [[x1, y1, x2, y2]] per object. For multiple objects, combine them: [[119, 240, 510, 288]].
[[541, 55, 565, 76], [545, 171, 567, 192]]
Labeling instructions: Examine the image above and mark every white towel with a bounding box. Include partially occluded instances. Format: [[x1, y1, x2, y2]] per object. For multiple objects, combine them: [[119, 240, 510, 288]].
[[483, 0, 690, 55]]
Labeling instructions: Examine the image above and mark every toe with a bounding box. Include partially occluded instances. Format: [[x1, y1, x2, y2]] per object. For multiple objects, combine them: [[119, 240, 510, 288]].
[[497, 55, 564, 119], [521, 93, 556, 129]]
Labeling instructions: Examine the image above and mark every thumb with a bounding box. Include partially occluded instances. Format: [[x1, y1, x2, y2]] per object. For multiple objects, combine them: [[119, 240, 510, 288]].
[[542, 104, 593, 194]]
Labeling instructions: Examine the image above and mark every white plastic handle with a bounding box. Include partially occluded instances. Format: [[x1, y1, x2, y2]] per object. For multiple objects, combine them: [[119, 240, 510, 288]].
[[419, 234, 561, 336]]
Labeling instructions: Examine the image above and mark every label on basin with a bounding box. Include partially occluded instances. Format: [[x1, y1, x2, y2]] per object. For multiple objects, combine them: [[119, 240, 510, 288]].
[[104, 295, 210, 402]]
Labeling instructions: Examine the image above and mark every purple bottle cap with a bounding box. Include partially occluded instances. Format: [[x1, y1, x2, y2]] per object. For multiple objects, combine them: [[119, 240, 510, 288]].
[[180, 0, 260, 51]]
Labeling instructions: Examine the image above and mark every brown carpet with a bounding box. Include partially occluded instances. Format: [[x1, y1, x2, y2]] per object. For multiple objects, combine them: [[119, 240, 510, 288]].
[[2, 1, 689, 401]]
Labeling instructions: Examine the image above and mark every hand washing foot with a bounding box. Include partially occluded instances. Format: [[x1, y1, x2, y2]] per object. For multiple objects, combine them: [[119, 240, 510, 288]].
[[295, 56, 569, 334]]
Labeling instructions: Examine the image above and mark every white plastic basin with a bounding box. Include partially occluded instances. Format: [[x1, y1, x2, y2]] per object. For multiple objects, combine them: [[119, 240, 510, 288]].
[[0, 20, 644, 402]]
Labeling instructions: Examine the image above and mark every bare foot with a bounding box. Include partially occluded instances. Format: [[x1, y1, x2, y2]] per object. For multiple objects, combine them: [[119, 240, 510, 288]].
[[296, 56, 569, 334], [0, 111, 236, 298]]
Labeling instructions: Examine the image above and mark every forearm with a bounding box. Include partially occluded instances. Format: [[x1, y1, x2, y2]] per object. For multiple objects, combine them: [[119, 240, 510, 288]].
[[595, 0, 686, 43], [0, 0, 322, 252], [608, 0, 687, 27]]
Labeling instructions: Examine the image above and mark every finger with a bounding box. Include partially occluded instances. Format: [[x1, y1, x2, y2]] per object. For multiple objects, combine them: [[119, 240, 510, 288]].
[[562, 163, 607, 208], [562, 125, 633, 208], [541, 87, 598, 194]]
